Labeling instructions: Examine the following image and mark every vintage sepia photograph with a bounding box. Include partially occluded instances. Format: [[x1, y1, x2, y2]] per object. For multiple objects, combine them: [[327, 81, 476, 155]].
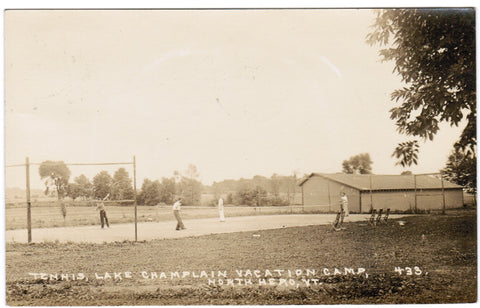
[[3, 6, 477, 305]]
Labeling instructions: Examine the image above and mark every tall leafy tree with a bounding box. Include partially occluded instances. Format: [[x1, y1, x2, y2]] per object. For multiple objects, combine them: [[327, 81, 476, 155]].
[[176, 164, 202, 205], [342, 153, 373, 174], [159, 177, 176, 204], [75, 174, 93, 199], [38, 161, 71, 199], [112, 168, 134, 200], [67, 174, 93, 200], [139, 178, 162, 206], [177, 177, 202, 205], [367, 8, 476, 164], [185, 164, 199, 179], [92, 171, 113, 199], [236, 186, 267, 206], [270, 174, 281, 197], [441, 149, 476, 194], [67, 183, 82, 201]]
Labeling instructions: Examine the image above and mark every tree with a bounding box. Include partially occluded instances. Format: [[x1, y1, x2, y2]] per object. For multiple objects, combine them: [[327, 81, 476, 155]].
[[177, 177, 202, 205], [159, 177, 176, 204], [185, 164, 199, 179], [139, 178, 162, 206], [226, 193, 234, 205], [236, 186, 267, 206], [67, 183, 82, 201], [176, 164, 203, 205], [76, 174, 93, 199], [112, 168, 134, 200], [270, 174, 281, 197], [67, 174, 93, 200], [367, 9, 476, 165], [401, 171, 413, 175], [441, 149, 476, 194], [92, 171, 113, 199], [38, 161, 71, 199], [342, 153, 373, 174]]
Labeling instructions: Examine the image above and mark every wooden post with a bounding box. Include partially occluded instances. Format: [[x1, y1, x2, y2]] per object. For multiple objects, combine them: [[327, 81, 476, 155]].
[[441, 175, 446, 214], [327, 180, 331, 212], [414, 174, 417, 213], [301, 185, 304, 207], [369, 175, 373, 212], [358, 192, 361, 214], [25, 157, 32, 243], [133, 156, 137, 242]]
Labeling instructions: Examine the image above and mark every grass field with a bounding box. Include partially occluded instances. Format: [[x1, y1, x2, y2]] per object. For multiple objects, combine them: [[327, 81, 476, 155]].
[[5, 204, 319, 230], [5, 209, 476, 305]]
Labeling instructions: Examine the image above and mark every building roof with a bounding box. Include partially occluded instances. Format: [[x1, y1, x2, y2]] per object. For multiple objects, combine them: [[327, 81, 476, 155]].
[[298, 173, 463, 191]]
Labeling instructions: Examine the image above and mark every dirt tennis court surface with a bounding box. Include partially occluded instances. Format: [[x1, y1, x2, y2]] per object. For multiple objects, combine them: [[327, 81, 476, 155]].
[[5, 214, 408, 243]]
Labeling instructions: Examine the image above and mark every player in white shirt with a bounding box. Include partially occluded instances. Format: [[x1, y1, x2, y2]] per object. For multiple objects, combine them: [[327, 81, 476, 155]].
[[96, 193, 110, 228], [340, 192, 349, 217], [218, 197, 225, 222], [173, 198, 186, 230]]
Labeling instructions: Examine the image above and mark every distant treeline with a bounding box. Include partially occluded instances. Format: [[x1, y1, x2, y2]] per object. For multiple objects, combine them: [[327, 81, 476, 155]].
[[205, 174, 301, 195], [203, 174, 302, 206]]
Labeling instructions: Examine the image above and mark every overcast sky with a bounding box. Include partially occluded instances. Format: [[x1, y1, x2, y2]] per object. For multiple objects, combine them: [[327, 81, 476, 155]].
[[5, 9, 466, 189]]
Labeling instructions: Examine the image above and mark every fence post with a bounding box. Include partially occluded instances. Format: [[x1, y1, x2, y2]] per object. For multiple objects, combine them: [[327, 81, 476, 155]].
[[301, 185, 304, 207], [25, 157, 32, 243], [326, 181, 331, 212], [414, 174, 417, 213], [369, 175, 373, 213], [441, 175, 446, 214], [133, 155, 137, 242]]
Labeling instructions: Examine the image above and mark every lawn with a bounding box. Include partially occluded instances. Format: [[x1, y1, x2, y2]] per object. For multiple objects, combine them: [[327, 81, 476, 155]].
[[5, 204, 317, 230], [5, 209, 477, 305]]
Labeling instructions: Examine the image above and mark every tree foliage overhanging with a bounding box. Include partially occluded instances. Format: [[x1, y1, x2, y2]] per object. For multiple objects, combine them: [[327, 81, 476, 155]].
[[367, 8, 476, 156]]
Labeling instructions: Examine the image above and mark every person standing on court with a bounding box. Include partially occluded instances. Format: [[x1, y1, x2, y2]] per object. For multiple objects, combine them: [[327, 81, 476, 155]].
[[218, 197, 225, 222], [173, 198, 186, 230], [96, 193, 110, 229], [340, 192, 349, 217]]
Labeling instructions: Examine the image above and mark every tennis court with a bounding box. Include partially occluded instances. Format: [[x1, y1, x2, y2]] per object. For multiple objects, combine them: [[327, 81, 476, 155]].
[[5, 213, 409, 243]]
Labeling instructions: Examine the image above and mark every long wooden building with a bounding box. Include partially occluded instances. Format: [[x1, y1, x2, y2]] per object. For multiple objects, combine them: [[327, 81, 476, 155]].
[[298, 173, 464, 213]]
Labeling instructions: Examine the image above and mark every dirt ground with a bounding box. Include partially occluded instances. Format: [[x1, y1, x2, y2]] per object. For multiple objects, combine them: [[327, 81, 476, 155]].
[[5, 209, 477, 305]]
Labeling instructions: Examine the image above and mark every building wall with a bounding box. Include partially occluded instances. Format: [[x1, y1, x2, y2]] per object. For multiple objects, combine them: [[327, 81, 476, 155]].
[[302, 175, 464, 213], [302, 176, 330, 209], [302, 176, 360, 212], [416, 189, 464, 210], [361, 191, 414, 212], [360, 189, 464, 212]]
